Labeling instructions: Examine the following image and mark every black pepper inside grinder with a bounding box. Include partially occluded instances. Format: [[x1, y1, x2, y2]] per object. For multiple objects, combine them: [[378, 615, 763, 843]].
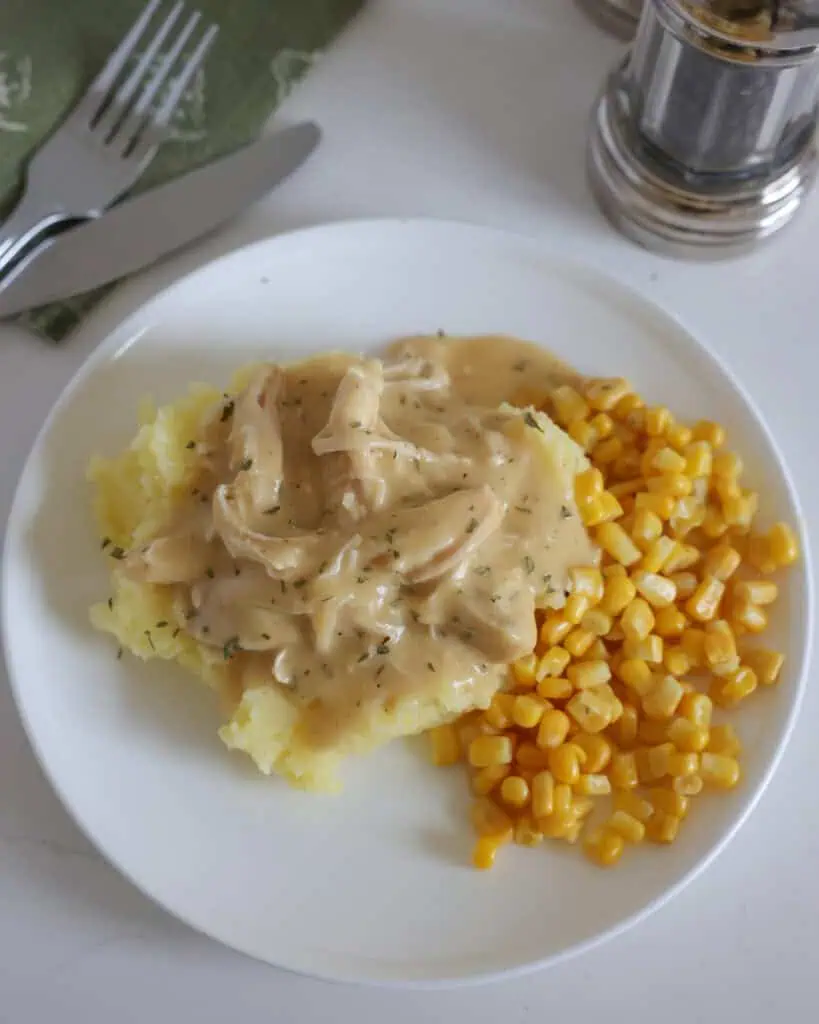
[[586, 1, 819, 257]]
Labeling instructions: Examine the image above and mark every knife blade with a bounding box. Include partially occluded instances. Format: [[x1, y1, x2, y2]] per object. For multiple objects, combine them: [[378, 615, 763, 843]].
[[0, 121, 321, 319]]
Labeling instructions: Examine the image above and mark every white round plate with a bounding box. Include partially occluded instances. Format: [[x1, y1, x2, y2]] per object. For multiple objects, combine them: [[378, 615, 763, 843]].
[[2, 220, 811, 986]]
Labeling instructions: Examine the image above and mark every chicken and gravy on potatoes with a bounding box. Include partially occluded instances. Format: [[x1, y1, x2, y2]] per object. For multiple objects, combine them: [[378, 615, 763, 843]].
[[89, 335, 595, 790]]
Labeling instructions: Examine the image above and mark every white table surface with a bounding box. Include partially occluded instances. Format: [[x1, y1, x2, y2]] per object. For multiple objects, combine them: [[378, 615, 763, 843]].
[[2, 1, 818, 1020]]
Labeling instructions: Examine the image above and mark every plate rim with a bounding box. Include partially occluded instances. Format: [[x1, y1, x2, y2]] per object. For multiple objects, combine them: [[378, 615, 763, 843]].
[[2, 217, 813, 988]]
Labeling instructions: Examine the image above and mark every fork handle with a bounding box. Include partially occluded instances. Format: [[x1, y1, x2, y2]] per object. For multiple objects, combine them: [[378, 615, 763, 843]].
[[0, 202, 67, 279]]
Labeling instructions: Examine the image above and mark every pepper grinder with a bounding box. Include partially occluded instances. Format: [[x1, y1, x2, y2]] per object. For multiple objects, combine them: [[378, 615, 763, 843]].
[[587, 1, 819, 257], [579, 0, 642, 39]]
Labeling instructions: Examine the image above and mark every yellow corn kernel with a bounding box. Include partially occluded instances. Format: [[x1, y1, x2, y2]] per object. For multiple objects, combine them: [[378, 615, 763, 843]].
[[596, 522, 642, 567], [603, 563, 628, 578], [684, 440, 713, 477], [591, 436, 623, 465], [704, 620, 739, 675], [551, 782, 573, 818], [667, 717, 709, 753], [768, 522, 800, 567], [613, 792, 652, 823], [537, 675, 573, 700], [646, 812, 681, 844], [613, 392, 644, 419], [607, 810, 646, 843], [638, 675, 683, 724], [564, 627, 595, 658], [576, 772, 612, 796], [574, 467, 605, 506], [586, 377, 632, 412], [579, 609, 613, 638], [616, 704, 639, 747], [531, 770, 555, 819], [701, 505, 728, 540], [638, 540, 677, 578], [744, 648, 785, 686], [512, 694, 548, 730], [703, 544, 742, 581], [563, 594, 590, 626], [580, 497, 606, 528], [567, 660, 611, 690], [536, 709, 571, 750], [638, 719, 669, 745], [670, 571, 698, 599], [679, 692, 713, 729], [585, 828, 626, 867], [700, 752, 741, 789], [537, 645, 571, 681], [621, 634, 664, 664], [668, 495, 707, 539], [566, 688, 613, 733], [539, 811, 576, 840], [500, 774, 531, 809], [549, 743, 587, 785], [653, 606, 687, 640], [712, 450, 742, 479], [469, 735, 514, 767], [692, 420, 725, 447], [735, 579, 779, 606], [621, 597, 655, 641], [472, 836, 505, 870], [609, 477, 645, 499], [599, 575, 637, 617], [634, 492, 676, 520], [711, 665, 758, 708], [648, 788, 689, 819], [646, 742, 674, 780], [472, 764, 511, 796], [484, 693, 516, 730], [723, 491, 758, 533], [513, 653, 538, 688], [551, 384, 589, 426], [630, 508, 663, 549], [632, 570, 677, 609], [569, 566, 604, 602], [664, 544, 701, 573], [647, 473, 693, 499], [686, 575, 725, 622], [515, 742, 551, 770], [649, 446, 687, 474], [708, 724, 742, 758], [679, 627, 706, 666], [572, 733, 612, 773], [470, 798, 514, 839], [609, 751, 639, 789], [539, 614, 573, 647], [713, 476, 741, 504], [616, 657, 653, 697], [568, 419, 598, 451], [598, 492, 626, 524], [644, 406, 671, 437], [666, 422, 693, 449], [428, 724, 461, 766], [667, 751, 699, 778], [512, 816, 544, 848], [589, 411, 615, 440], [663, 646, 692, 677], [731, 598, 768, 634], [747, 533, 778, 573], [673, 773, 704, 797]]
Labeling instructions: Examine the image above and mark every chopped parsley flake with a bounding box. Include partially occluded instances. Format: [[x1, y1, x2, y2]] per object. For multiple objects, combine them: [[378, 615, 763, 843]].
[[185, 440, 196, 450], [466, 518, 479, 535], [220, 400, 235, 423], [223, 636, 241, 661], [523, 411, 543, 432], [523, 555, 535, 574]]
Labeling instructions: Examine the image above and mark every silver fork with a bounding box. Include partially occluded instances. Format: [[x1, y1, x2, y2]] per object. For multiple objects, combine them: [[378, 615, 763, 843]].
[[0, 0, 219, 276]]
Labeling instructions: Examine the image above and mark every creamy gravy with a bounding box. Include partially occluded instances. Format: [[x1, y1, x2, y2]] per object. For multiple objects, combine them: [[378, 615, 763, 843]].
[[124, 336, 596, 747]]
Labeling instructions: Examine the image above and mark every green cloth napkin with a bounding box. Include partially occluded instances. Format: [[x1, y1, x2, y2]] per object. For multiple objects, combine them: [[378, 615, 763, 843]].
[[0, 0, 364, 341]]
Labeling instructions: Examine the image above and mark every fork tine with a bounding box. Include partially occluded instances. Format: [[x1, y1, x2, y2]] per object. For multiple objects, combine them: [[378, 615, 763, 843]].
[[110, 12, 214, 158], [128, 22, 219, 164], [73, 0, 164, 125], [93, 1, 185, 139]]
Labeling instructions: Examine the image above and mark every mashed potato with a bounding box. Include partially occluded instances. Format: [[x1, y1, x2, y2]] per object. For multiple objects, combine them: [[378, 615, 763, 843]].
[[89, 337, 590, 791]]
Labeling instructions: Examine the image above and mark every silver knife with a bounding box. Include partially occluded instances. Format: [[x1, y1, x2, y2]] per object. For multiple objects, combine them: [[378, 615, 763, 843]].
[[0, 121, 321, 319]]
